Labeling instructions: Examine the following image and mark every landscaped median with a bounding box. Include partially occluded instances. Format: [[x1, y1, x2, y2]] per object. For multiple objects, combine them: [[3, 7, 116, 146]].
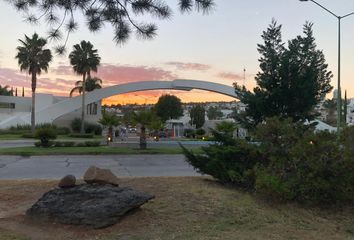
[[0, 146, 202, 156], [0, 177, 353, 240]]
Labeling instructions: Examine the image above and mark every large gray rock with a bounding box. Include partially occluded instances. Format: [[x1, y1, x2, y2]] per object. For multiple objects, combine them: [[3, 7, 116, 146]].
[[26, 184, 154, 228], [83, 165, 119, 186]]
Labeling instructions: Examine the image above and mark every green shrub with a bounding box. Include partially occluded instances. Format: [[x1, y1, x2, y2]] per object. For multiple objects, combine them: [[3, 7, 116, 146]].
[[34, 128, 57, 147], [62, 141, 75, 147], [9, 124, 31, 131], [85, 123, 103, 135], [56, 127, 71, 135], [70, 118, 102, 135], [84, 140, 101, 147], [195, 128, 206, 136], [68, 133, 94, 138], [255, 167, 294, 201], [76, 142, 85, 147], [182, 132, 261, 189], [22, 133, 35, 138], [184, 129, 196, 138], [253, 119, 353, 204], [70, 118, 82, 133], [53, 141, 64, 147], [183, 117, 354, 205], [34, 141, 42, 147]]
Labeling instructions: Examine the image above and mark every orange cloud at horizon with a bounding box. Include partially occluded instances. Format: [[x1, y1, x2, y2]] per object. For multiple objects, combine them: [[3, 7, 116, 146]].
[[102, 89, 237, 106]]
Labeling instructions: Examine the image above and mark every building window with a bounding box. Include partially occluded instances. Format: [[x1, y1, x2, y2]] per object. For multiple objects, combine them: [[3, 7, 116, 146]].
[[0, 102, 15, 109], [86, 103, 98, 115]]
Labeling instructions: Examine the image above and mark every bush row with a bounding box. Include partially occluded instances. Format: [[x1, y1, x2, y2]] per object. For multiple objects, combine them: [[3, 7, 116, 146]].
[[34, 140, 101, 148], [1, 124, 70, 135], [70, 118, 102, 135], [182, 117, 354, 205]]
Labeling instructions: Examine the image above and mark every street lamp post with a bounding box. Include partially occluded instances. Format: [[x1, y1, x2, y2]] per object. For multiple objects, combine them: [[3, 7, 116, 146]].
[[300, 0, 354, 133]]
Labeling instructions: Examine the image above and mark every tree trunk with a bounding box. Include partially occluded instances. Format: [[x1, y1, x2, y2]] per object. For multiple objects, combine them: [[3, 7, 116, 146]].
[[31, 72, 36, 134], [140, 125, 147, 150], [80, 72, 87, 134]]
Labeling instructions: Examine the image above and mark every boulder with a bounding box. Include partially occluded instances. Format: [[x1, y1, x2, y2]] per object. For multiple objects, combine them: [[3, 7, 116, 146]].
[[26, 184, 154, 228], [58, 175, 76, 188], [83, 166, 119, 186]]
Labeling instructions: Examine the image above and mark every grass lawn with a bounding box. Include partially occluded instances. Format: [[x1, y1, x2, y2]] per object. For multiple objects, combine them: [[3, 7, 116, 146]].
[[0, 177, 353, 240], [0, 146, 201, 156]]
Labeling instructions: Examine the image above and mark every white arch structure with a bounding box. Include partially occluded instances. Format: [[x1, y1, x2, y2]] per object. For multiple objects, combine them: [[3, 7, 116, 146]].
[[3, 79, 238, 126]]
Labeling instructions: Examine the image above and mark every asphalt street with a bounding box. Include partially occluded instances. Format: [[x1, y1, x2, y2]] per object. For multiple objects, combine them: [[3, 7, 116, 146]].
[[0, 154, 199, 179]]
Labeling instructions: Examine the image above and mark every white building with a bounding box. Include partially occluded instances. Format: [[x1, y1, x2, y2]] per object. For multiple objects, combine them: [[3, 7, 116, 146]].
[[0, 94, 101, 129]]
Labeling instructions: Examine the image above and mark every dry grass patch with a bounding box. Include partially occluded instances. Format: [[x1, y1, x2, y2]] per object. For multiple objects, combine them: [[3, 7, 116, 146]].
[[0, 177, 353, 240]]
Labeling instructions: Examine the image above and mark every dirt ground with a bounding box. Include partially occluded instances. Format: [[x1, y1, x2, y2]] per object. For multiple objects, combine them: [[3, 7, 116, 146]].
[[0, 177, 353, 240]]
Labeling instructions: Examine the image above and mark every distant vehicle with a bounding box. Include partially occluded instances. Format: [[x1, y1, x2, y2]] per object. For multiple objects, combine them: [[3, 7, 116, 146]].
[[128, 127, 137, 133], [157, 131, 167, 138]]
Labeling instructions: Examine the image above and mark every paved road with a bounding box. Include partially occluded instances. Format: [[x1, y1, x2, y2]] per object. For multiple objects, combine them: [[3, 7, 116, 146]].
[[0, 154, 199, 180]]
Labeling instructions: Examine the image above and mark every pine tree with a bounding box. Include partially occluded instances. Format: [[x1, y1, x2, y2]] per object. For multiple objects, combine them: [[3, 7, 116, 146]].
[[235, 21, 333, 128]]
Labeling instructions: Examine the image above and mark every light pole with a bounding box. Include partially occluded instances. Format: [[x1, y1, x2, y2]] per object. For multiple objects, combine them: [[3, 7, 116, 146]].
[[300, 0, 354, 133]]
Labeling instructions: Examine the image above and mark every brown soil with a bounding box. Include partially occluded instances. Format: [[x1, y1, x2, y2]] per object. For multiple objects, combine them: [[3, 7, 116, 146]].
[[0, 177, 353, 240]]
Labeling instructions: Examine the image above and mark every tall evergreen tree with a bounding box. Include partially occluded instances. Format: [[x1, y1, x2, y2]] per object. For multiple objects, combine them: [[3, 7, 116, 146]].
[[235, 21, 333, 128], [190, 105, 205, 129], [343, 90, 347, 126]]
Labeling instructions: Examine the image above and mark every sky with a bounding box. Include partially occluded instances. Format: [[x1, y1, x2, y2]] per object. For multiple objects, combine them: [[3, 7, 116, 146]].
[[1, 0, 354, 105]]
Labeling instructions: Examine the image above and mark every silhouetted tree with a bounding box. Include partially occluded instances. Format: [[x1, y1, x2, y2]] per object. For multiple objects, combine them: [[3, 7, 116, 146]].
[[207, 106, 223, 120], [343, 90, 347, 126], [155, 94, 183, 122], [16, 33, 52, 134], [70, 77, 102, 97], [0, 85, 12, 96], [190, 105, 205, 128], [235, 21, 333, 128]]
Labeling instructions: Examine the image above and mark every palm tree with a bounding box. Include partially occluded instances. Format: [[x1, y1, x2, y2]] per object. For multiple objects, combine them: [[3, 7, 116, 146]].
[[15, 33, 52, 134], [69, 41, 101, 133], [133, 110, 161, 150], [99, 112, 120, 144], [69, 77, 102, 97], [0, 85, 12, 96]]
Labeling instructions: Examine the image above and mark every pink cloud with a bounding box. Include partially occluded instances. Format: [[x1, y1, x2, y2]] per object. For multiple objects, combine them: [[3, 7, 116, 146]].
[[218, 72, 243, 81], [0, 64, 178, 96], [96, 64, 176, 86], [165, 61, 211, 71]]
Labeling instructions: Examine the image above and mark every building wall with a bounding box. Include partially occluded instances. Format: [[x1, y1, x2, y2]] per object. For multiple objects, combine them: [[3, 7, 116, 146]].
[[0, 94, 102, 129]]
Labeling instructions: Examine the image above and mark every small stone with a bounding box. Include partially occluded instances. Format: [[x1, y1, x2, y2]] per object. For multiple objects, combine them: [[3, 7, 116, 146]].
[[58, 175, 76, 188], [83, 166, 119, 186]]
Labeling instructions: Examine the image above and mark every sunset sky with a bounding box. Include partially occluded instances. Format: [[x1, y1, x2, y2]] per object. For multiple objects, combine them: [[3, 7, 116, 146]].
[[1, 0, 354, 105]]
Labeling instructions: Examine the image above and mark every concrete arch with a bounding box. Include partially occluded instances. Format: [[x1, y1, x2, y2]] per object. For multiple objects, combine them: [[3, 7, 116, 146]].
[[35, 79, 238, 123]]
